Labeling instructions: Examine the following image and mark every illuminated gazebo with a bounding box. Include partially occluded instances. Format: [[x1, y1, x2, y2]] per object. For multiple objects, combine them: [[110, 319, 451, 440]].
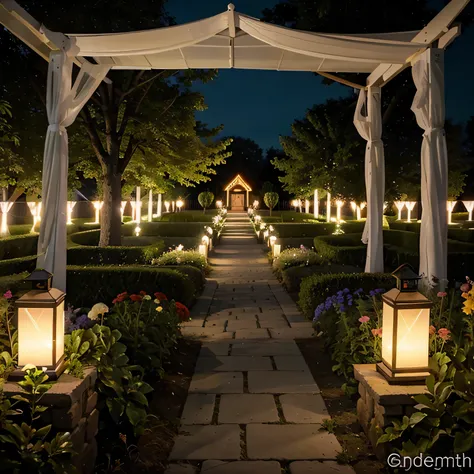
[[0, 0, 469, 290], [224, 174, 252, 211]]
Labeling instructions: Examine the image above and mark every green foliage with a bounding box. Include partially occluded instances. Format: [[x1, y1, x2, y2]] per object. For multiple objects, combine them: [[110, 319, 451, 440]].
[[314, 233, 367, 267], [0, 233, 39, 259], [66, 266, 194, 308], [264, 192, 279, 216], [167, 265, 206, 294], [298, 272, 393, 319], [198, 192, 215, 213], [0, 367, 74, 473], [0, 255, 37, 277], [273, 247, 322, 278], [152, 249, 208, 273], [159, 211, 216, 223]]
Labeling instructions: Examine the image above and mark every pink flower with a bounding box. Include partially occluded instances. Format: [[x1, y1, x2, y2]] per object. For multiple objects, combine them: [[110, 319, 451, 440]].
[[3, 290, 12, 299], [460, 283, 470, 293], [371, 328, 382, 337], [438, 328, 451, 341], [359, 316, 370, 324], [429, 325, 436, 336], [437, 291, 447, 298]]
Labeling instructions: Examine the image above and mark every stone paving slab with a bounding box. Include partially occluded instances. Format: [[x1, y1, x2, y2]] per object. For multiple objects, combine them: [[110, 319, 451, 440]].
[[274, 356, 309, 371], [234, 329, 270, 339], [289, 461, 356, 474], [248, 371, 320, 394], [201, 460, 282, 474], [181, 327, 230, 338], [164, 463, 197, 474], [258, 319, 290, 328], [180, 319, 205, 328], [231, 341, 301, 356], [189, 372, 243, 394], [195, 356, 273, 372], [226, 320, 258, 330], [280, 394, 329, 423], [246, 425, 340, 460], [200, 344, 231, 357], [218, 394, 279, 424], [170, 425, 241, 460], [269, 328, 314, 339], [289, 321, 314, 329], [181, 394, 216, 424]]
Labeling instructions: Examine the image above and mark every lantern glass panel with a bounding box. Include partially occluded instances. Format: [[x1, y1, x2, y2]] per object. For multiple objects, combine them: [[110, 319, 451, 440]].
[[56, 301, 65, 362], [18, 306, 54, 367], [396, 307, 430, 369], [382, 302, 394, 366]]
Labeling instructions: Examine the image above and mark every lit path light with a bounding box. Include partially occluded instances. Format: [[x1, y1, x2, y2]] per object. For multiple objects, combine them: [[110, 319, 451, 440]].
[[120, 201, 127, 222], [326, 193, 331, 223], [394, 201, 405, 221], [134, 225, 141, 237], [447, 201, 457, 225], [92, 201, 103, 224], [405, 201, 416, 223], [463, 201, 474, 222], [273, 243, 281, 258], [27, 202, 42, 233], [66, 201, 76, 225], [0, 201, 14, 236], [216, 200, 223, 209], [176, 199, 184, 212]]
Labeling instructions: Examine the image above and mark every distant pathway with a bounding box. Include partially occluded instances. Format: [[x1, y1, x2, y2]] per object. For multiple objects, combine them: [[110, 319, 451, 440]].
[[168, 213, 355, 474]]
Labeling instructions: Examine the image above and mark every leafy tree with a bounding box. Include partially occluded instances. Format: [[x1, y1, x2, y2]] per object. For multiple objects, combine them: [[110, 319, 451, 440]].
[[261, 181, 274, 196], [0, 1, 230, 246], [264, 192, 279, 216], [198, 192, 214, 213]]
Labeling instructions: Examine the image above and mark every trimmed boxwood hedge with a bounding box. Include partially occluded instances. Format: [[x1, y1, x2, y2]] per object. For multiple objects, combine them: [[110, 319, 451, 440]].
[[314, 233, 367, 267], [298, 272, 393, 319], [66, 266, 195, 307], [0, 234, 38, 260], [122, 222, 205, 237], [0, 255, 37, 277], [159, 212, 215, 223], [162, 264, 206, 293], [273, 221, 366, 238]]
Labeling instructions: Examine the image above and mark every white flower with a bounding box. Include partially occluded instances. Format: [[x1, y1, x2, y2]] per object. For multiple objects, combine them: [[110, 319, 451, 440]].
[[88, 302, 109, 321]]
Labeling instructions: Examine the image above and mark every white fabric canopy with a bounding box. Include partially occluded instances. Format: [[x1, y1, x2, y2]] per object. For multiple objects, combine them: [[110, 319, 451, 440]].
[[411, 48, 448, 287], [36, 50, 109, 290], [354, 88, 385, 273], [65, 5, 427, 73]]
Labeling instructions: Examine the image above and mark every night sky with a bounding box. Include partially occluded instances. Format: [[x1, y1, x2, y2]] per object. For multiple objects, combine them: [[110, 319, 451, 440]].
[[167, 0, 474, 151]]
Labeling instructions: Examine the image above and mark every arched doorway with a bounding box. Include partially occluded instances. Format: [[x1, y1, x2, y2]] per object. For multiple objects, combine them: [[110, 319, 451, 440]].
[[224, 174, 252, 211]]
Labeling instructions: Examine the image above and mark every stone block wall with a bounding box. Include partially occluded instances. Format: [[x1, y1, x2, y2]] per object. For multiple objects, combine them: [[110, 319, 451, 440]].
[[354, 364, 427, 460], [4, 367, 99, 474]]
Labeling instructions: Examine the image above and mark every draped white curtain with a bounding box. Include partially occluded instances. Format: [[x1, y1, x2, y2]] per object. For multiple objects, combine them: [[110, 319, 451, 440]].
[[411, 48, 447, 288], [37, 50, 109, 291], [354, 87, 385, 273]]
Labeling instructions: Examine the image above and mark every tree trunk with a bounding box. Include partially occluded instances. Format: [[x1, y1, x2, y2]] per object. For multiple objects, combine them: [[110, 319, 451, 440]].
[[100, 167, 122, 247]]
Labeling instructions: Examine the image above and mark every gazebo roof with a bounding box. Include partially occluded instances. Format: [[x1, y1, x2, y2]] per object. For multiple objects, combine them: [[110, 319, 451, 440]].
[[0, 0, 468, 88], [224, 174, 252, 192]]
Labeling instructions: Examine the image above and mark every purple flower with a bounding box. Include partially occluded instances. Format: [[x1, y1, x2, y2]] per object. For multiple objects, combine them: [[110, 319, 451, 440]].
[[76, 314, 94, 329], [3, 290, 12, 299]]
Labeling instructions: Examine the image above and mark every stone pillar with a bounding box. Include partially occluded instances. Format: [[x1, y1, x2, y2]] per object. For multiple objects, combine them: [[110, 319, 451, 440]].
[[4, 368, 99, 474]]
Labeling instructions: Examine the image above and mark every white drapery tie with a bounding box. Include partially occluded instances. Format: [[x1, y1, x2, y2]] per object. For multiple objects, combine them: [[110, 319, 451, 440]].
[[47, 124, 67, 133]]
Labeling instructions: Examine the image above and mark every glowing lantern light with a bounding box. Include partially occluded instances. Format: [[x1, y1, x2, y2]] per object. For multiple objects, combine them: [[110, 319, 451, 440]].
[[0, 201, 14, 236], [164, 201, 170, 213], [66, 201, 76, 225], [176, 244, 184, 251], [394, 201, 406, 221], [377, 264, 431, 384], [216, 200, 223, 209], [313, 189, 319, 219], [10, 270, 66, 381], [255, 215, 261, 223], [463, 201, 474, 221], [447, 201, 457, 225], [199, 243, 208, 260], [273, 244, 281, 258], [27, 202, 42, 233], [176, 199, 184, 212], [269, 235, 277, 249], [134, 226, 141, 237], [253, 200, 259, 209], [92, 201, 103, 224], [120, 201, 128, 222], [335, 200, 344, 223], [326, 192, 331, 222], [405, 202, 416, 223]]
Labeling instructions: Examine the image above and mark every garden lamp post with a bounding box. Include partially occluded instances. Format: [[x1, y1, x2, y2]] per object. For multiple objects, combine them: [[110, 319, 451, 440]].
[[10, 270, 66, 381], [199, 243, 208, 260], [273, 243, 281, 258], [377, 264, 432, 384]]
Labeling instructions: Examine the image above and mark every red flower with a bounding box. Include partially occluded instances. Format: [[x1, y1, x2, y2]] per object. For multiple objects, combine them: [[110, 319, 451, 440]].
[[112, 291, 128, 304], [130, 294, 143, 302], [154, 292, 168, 301], [175, 302, 190, 321], [139, 290, 147, 296]]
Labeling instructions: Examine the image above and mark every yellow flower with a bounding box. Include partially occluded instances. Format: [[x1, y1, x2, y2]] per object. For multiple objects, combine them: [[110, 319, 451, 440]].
[[156, 306, 163, 312], [154, 298, 160, 304], [463, 306, 472, 315]]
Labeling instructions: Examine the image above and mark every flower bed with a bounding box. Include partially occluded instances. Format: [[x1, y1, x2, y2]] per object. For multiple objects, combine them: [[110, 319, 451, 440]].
[[152, 249, 209, 274], [272, 246, 322, 277]]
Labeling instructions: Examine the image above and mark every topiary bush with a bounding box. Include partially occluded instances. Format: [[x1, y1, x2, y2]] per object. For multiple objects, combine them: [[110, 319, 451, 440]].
[[314, 233, 367, 267], [163, 264, 206, 293], [0, 255, 36, 277], [298, 272, 393, 319], [66, 266, 195, 308], [272, 247, 322, 277], [0, 234, 38, 259], [159, 212, 215, 223], [198, 191, 214, 213], [152, 249, 208, 273], [264, 192, 279, 216]]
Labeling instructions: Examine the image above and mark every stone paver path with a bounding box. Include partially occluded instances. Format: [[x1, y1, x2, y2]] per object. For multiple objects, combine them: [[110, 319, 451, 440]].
[[168, 213, 355, 474]]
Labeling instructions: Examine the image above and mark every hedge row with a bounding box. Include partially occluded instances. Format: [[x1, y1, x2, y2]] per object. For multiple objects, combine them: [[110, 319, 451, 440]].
[[314, 233, 367, 267], [273, 221, 367, 238], [0, 234, 38, 260], [298, 272, 393, 319]]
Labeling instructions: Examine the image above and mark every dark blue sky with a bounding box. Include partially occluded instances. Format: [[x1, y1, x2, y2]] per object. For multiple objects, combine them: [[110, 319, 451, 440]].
[[167, 0, 474, 151]]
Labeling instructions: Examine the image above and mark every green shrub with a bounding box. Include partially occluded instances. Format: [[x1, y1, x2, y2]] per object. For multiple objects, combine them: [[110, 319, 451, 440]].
[[314, 233, 367, 267], [280, 211, 319, 223], [8, 224, 34, 236], [122, 222, 204, 237], [198, 191, 214, 213], [66, 266, 195, 308], [273, 223, 335, 238], [152, 249, 208, 273], [278, 237, 315, 249], [298, 272, 393, 319], [67, 242, 165, 265], [388, 221, 421, 233], [0, 255, 36, 277], [0, 273, 28, 295], [273, 247, 322, 276], [448, 228, 474, 243], [159, 212, 215, 223], [69, 229, 100, 246], [164, 265, 206, 293], [0, 234, 38, 259]]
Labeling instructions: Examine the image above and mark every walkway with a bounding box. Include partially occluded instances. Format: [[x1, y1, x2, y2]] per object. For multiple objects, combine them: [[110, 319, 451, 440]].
[[168, 213, 354, 474]]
